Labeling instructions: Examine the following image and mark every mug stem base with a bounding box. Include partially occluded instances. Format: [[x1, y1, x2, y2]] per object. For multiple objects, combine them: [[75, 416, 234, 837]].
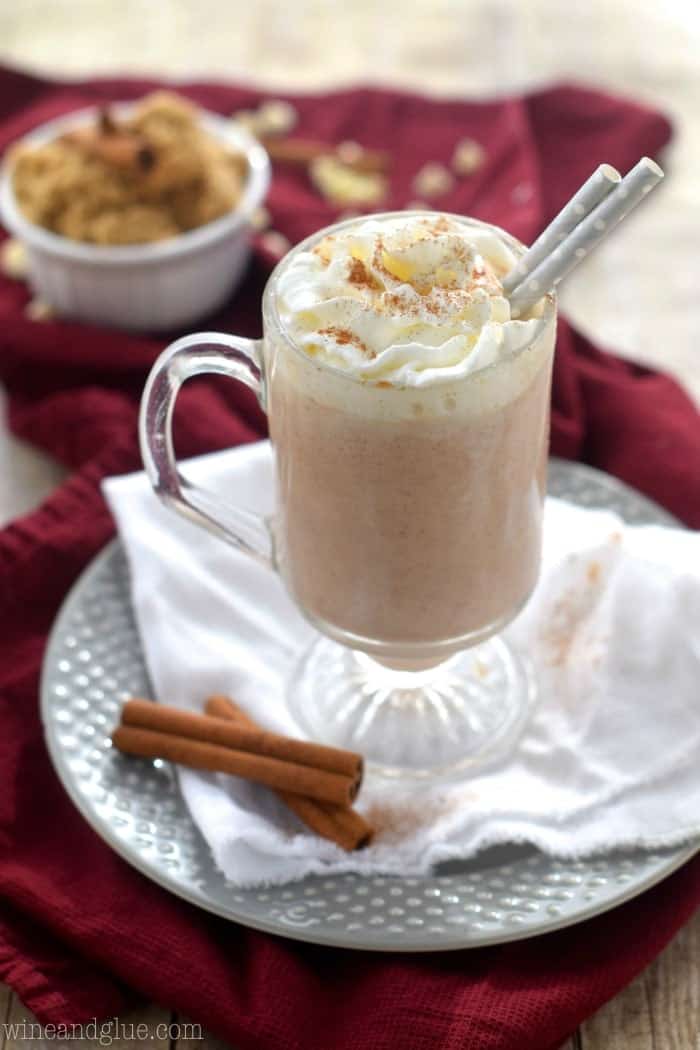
[[287, 635, 536, 781]]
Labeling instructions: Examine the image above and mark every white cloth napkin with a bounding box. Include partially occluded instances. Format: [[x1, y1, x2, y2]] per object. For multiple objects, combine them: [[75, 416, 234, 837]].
[[103, 442, 700, 886]]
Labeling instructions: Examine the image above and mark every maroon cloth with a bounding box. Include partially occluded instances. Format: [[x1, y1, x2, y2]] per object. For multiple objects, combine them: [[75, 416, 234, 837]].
[[0, 66, 699, 1050]]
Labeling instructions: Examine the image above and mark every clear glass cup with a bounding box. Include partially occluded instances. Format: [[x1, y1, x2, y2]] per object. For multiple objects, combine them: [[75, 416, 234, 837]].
[[140, 212, 556, 779]]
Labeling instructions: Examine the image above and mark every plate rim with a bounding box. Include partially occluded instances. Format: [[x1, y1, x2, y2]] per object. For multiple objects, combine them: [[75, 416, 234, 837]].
[[40, 458, 700, 952]]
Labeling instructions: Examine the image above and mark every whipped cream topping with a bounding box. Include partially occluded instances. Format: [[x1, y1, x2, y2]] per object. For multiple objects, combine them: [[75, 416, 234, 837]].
[[275, 214, 543, 387]]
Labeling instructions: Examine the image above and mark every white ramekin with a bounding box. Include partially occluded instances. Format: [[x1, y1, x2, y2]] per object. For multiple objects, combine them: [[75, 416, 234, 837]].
[[0, 103, 271, 331]]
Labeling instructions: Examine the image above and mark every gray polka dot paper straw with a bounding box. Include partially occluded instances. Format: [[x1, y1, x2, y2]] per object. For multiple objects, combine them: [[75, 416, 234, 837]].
[[508, 157, 664, 317], [502, 163, 621, 294]]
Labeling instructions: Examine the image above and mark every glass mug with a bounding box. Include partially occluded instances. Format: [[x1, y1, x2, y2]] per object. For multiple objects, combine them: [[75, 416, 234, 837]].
[[140, 213, 556, 778]]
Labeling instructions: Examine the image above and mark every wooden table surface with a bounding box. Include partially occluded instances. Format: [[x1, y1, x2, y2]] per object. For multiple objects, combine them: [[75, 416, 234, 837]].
[[0, 1, 698, 1046]]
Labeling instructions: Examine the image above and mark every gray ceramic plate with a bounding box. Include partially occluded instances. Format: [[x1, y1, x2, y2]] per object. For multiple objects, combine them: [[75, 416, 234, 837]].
[[40, 459, 698, 951]]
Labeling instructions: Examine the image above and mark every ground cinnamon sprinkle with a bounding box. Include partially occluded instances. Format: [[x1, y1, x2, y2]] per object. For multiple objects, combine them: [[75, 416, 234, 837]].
[[382, 287, 465, 317], [364, 792, 475, 844], [429, 215, 451, 235], [320, 325, 353, 345], [382, 290, 423, 314], [587, 561, 601, 584], [541, 596, 576, 667], [347, 256, 383, 290], [312, 237, 334, 265], [371, 236, 390, 279], [540, 560, 607, 668], [319, 325, 376, 358]]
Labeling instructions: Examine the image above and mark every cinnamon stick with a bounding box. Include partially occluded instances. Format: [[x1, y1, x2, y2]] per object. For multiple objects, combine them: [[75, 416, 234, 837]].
[[262, 136, 390, 174], [112, 725, 358, 807], [98, 106, 118, 135], [122, 699, 363, 781], [205, 695, 373, 851]]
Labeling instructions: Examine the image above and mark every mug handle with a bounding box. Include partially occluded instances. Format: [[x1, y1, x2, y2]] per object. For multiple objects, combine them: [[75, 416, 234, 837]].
[[138, 332, 273, 568]]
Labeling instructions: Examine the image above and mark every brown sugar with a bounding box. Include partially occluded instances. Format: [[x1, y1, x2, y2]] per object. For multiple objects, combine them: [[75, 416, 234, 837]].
[[10, 92, 248, 245]]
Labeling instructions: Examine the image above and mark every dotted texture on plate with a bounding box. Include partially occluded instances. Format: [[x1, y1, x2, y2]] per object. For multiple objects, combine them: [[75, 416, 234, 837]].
[[40, 459, 698, 951]]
